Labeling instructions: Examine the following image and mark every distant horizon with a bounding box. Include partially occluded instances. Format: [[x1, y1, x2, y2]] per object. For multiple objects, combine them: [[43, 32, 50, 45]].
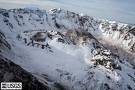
[[0, 0, 135, 25]]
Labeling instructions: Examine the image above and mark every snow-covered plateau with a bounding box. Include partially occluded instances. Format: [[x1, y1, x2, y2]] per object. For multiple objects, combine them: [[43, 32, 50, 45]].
[[0, 8, 135, 90]]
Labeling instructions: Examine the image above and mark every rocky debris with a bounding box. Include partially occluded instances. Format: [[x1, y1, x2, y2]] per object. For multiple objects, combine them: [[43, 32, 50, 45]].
[[32, 32, 47, 42], [20, 30, 97, 47], [91, 42, 121, 70], [2, 12, 9, 18], [19, 31, 54, 52], [130, 43, 135, 53], [63, 30, 97, 45]]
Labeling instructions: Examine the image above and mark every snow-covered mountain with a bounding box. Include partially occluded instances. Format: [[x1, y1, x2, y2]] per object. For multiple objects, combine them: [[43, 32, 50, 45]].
[[0, 8, 135, 90]]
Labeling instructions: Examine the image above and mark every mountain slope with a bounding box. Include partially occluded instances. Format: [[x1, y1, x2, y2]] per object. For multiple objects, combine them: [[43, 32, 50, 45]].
[[0, 8, 135, 90]]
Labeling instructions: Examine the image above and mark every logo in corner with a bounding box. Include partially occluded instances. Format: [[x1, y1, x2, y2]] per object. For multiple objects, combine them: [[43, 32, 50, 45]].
[[1, 82, 22, 90]]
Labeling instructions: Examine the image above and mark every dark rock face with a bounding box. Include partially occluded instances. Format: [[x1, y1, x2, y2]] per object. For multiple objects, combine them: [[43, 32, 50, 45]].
[[0, 55, 50, 90], [0, 31, 11, 50]]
